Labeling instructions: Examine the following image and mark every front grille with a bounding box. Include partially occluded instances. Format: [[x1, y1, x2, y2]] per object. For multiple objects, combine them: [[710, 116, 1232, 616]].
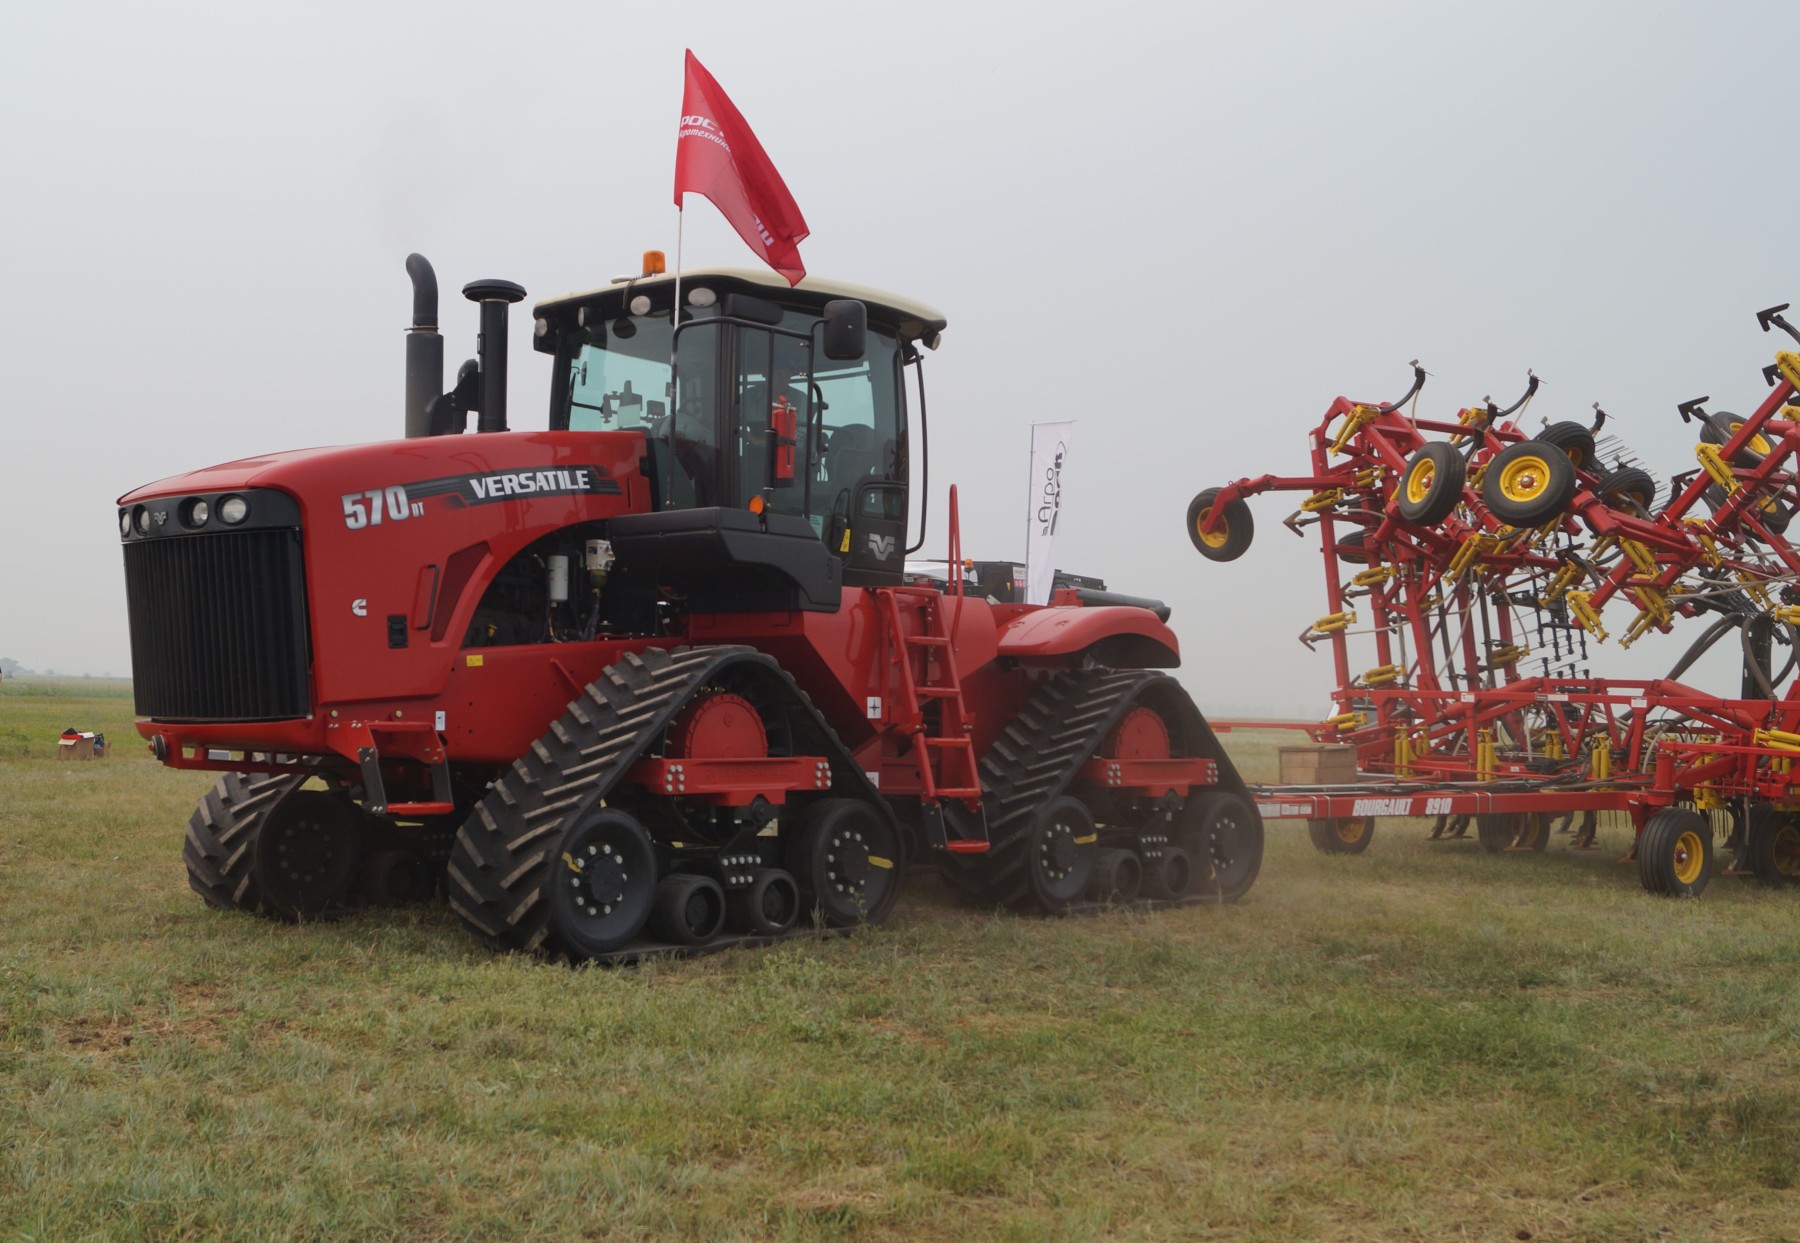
[[124, 528, 311, 721]]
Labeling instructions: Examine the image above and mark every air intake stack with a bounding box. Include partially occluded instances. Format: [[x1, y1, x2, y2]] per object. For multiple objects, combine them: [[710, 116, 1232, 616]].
[[464, 278, 527, 433]]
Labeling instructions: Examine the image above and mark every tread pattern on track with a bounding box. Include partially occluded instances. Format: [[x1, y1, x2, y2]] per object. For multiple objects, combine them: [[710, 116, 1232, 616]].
[[444, 644, 895, 961], [183, 772, 309, 914], [949, 668, 1257, 907]]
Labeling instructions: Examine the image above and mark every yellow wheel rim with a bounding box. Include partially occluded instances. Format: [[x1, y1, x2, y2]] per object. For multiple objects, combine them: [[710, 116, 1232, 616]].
[[1729, 421, 1772, 457], [1405, 460, 1436, 505], [1498, 454, 1552, 503], [1672, 830, 1705, 886], [1196, 507, 1228, 549], [1775, 826, 1800, 878], [1336, 818, 1368, 845]]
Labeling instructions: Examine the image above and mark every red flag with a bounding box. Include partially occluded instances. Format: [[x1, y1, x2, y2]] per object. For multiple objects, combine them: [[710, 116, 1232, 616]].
[[673, 50, 810, 285]]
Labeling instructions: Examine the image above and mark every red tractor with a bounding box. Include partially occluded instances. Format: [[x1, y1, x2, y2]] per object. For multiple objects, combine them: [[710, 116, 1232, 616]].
[[117, 253, 1261, 961]]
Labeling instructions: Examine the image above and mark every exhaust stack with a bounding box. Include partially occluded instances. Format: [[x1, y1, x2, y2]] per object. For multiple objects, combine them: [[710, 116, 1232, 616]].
[[463, 278, 527, 433], [403, 254, 443, 439]]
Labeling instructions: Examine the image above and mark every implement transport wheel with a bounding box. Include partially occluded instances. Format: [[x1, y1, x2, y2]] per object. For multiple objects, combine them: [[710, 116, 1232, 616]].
[[1515, 811, 1551, 852], [1637, 808, 1713, 897], [1023, 795, 1099, 913], [549, 808, 659, 957], [1307, 816, 1374, 855], [648, 873, 727, 946], [727, 868, 802, 935], [184, 772, 308, 915], [1597, 466, 1657, 511], [1396, 443, 1467, 524], [1746, 804, 1800, 888], [788, 799, 900, 927], [1538, 421, 1598, 470], [253, 790, 366, 920], [1186, 792, 1263, 900], [1476, 813, 1517, 854], [1700, 411, 1773, 466], [1481, 439, 1577, 527], [1090, 848, 1142, 903], [1186, 488, 1255, 562]]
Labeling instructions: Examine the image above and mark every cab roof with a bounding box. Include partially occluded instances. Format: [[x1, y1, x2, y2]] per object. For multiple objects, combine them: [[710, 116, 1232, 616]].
[[534, 267, 948, 344]]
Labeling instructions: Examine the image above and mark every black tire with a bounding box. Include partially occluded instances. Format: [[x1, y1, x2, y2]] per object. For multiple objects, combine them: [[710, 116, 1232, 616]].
[[726, 868, 802, 935], [250, 790, 366, 920], [1017, 795, 1099, 913], [1307, 816, 1374, 855], [1186, 792, 1263, 900], [1395, 443, 1466, 525], [1699, 411, 1771, 466], [1481, 440, 1578, 527], [1538, 421, 1598, 471], [1637, 807, 1712, 898], [1090, 848, 1142, 903], [1597, 466, 1657, 510], [648, 873, 727, 946], [787, 798, 901, 927], [547, 807, 659, 957], [361, 849, 436, 906], [1513, 811, 1551, 853], [1143, 846, 1194, 900], [1746, 804, 1800, 888], [184, 772, 308, 915], [1186, 488, 1254, 561], [1476, 813, 1515, 854], [1333, 529, 1371, 564]]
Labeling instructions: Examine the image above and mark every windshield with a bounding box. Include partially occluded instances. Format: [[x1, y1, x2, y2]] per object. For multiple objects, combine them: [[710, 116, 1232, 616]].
[[567, 317, 673, 433]]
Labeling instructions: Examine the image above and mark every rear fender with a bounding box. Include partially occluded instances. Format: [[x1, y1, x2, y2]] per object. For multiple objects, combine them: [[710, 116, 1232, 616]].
[[995, 606, 1180, 669]]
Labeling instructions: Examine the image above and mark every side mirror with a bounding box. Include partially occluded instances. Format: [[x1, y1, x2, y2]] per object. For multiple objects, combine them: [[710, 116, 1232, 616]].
[[822, 300, 867, 361]]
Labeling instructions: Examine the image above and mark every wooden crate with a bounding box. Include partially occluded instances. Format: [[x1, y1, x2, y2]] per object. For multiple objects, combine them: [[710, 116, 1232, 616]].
[[1278, 744, 1359, 785]]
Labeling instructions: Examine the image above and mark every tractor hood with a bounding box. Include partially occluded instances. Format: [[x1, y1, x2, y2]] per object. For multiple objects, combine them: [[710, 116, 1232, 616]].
[[117, 430, 644, 506]]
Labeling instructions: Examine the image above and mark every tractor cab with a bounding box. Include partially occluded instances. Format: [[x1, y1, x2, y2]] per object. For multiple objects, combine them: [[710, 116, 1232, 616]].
[[535, 267, 945, 593]]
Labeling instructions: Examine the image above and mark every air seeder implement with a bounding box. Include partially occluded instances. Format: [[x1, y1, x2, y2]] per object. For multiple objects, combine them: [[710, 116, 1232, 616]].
[[1188, 305, 1800, 896], [118, 254, 1261, 960]]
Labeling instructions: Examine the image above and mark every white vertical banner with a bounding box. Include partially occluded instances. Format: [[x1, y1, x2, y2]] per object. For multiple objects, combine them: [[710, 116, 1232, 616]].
[[1025, 421, 1075, 606]]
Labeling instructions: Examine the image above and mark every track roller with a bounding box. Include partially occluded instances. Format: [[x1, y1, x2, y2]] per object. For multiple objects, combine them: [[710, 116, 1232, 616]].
[[1090, 848, 1142, 902], [649, 873, 728, 946]]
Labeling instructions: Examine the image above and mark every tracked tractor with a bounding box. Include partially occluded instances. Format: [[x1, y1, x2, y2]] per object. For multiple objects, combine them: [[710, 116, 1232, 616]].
[[117, 253, 1261, 961]]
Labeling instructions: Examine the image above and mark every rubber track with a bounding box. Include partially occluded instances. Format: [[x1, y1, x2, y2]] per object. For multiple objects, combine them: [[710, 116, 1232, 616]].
[[444, 645, 895, 962], [183, 772, 308, 914], [956, 669, 1257, 908]]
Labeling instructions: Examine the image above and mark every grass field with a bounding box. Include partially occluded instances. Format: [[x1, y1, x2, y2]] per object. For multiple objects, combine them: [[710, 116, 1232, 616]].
[[4, 679, 1800, 1241]]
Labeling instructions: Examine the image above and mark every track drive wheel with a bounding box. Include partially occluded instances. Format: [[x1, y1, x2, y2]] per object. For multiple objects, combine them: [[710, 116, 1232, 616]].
[[1186, 488, 1254, 561], [1185, 792, 1263, 900], [548, 808, 659, 957], [1307, 816, 1374, 854], [1396, 443, 1467, 525], [251, 789, 367, 920], [1637, 808, 1713, 897], [1481, 440, 1577, 527], [1746, 804, 1800, 888], [787, 799, 900, 927]]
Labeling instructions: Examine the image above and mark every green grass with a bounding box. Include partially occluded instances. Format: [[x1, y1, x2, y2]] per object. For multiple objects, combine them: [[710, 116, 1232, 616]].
[[4, 692, 1800, 1240]]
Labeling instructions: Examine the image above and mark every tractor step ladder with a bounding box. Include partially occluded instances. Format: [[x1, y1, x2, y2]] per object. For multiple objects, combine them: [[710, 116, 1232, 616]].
[[878, 485, 988, 855]]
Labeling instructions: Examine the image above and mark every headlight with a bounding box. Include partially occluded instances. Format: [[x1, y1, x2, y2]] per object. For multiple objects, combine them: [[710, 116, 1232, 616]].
[[133, 506, 151, 535], [218, 495, 249, 525], [119, 510, 133, 538], [185, 498, 211, 528]]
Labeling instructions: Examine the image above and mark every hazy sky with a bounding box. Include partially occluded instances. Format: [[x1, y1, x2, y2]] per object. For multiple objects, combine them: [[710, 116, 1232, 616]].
[[4, 0, 1797, 714]]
